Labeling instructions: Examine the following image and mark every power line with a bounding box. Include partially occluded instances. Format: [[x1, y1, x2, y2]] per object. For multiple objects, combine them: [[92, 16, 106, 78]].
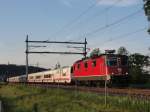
[[63, 0, 124, 41], [50, 0, 102, 39], [98, 27, 147, 47], [86, 8, 143, 37], [78, 0, 123, 27]]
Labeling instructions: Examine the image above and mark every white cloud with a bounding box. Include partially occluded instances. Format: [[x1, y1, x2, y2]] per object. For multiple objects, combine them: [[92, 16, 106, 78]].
[[97, 0, 140, 7]]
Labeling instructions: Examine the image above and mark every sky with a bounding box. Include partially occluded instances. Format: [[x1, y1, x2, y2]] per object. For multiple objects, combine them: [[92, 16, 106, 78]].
[[0, 0, 150, 68]]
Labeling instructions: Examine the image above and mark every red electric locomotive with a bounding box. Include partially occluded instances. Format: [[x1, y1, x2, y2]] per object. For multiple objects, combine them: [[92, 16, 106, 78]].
[[72, 50, 129, 86]]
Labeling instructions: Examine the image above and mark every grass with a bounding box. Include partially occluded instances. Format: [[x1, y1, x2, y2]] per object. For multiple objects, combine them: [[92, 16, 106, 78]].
[[0, 84, 150, 112]]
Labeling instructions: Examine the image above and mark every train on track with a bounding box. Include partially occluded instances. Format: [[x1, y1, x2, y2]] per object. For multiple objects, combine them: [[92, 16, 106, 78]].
[[7, 52, 129, 86]]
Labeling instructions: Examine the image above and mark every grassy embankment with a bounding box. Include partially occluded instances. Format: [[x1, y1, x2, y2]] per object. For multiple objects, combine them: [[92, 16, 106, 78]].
[[0, 84, 149, 112]]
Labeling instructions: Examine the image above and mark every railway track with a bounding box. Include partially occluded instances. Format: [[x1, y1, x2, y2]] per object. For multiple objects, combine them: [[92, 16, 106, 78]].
[[28, 84, 150, 99]]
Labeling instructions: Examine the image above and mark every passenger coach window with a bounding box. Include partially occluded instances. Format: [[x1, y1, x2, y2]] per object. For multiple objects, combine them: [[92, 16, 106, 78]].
[[36, 76, 41, 79], [29, 76, 33, 79], [84, 62, 88, 68], [92, 60, 96, 67], [44, 74, 52, 78]]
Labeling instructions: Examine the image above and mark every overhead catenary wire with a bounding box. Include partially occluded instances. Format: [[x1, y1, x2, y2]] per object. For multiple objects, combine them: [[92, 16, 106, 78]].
[[63, 0, 124, 41], [49, 0, 103, 40], [86, 8, 143, 37], [46, 1, 146, 55], [83, 0, 123, 23], [97, 27, 147, 47]]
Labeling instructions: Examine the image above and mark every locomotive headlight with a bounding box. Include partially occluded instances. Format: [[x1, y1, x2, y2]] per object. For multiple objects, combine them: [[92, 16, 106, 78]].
[[112, 72, 114, 75], [126, 72, 128, 75]]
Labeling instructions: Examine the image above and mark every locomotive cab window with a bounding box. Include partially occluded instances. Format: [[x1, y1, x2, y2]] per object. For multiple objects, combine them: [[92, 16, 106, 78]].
[[92, 60, 96, 67], [84, 62, 88, 68], [107, 57, 117, 66]]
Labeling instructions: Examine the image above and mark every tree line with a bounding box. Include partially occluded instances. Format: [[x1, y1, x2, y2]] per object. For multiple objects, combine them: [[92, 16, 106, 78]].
[[118, 47, 150, 87], [0, 64, 47, 81]]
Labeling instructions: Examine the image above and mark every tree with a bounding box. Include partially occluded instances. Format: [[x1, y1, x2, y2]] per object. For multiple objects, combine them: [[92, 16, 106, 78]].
[[117, 46, 129, 55], [90, 48, 101, 57], [129, 53, 150, 84], [129, 53, 149, 68]]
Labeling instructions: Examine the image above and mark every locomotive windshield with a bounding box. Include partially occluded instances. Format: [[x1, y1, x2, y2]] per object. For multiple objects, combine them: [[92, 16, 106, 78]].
[[107, 56, 128, 66], [107, 57, 117, 66]]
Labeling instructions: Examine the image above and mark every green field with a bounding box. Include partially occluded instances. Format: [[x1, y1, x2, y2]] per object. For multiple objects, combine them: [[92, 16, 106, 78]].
[[0, 84, 149, 112]]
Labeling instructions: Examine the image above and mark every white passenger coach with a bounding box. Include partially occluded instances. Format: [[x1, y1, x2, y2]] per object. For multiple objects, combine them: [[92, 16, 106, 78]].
[[7, 66, 72, 84]]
